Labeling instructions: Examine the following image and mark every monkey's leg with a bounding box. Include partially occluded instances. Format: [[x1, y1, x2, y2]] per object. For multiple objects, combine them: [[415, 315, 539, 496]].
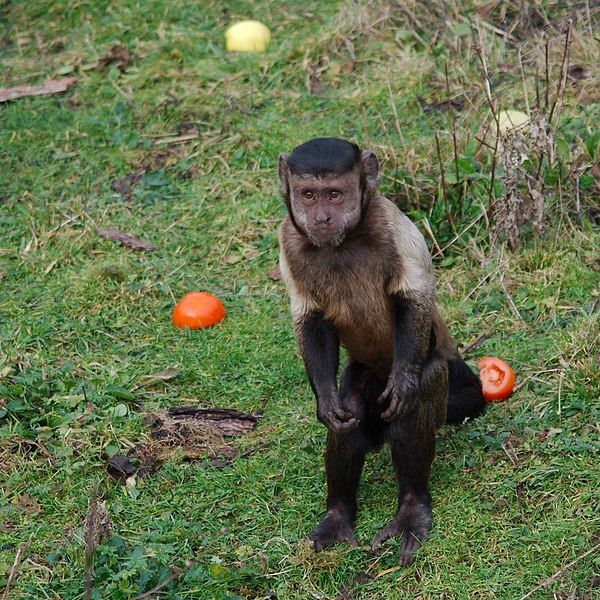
[[308, 361, 372, 551], [372, 356, 447, 566]]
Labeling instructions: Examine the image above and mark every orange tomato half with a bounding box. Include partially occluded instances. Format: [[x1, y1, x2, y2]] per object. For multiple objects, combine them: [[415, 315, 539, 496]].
[[172, 292, 225, 329], [477, 356, 515, 402]]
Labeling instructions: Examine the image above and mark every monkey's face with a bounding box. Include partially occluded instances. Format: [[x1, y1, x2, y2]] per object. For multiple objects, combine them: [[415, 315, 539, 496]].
[[289, 171, 362, 247]]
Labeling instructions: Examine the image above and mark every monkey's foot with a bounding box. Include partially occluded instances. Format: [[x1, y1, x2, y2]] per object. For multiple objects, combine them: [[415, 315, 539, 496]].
[[371, 507, 431, 566], [307, 509, 358, 551]]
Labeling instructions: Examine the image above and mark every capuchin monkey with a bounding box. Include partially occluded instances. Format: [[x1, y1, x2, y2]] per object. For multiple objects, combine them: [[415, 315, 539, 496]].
[[277, 137, 485, 566]]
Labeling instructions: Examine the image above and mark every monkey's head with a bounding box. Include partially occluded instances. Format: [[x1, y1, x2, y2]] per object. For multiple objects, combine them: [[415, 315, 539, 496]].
[[279, 137, 379, 247]]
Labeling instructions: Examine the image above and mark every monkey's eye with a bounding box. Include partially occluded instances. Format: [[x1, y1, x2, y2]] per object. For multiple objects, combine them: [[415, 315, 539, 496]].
[[301, 191, 316, 202], [328, 190, 342, 202]]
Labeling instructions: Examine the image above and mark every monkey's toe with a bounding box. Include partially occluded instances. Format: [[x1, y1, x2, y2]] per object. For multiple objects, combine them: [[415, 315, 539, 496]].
[[307, 510, 357, 551], [371, 517, 429, 566], [399, 532, 423, 567]]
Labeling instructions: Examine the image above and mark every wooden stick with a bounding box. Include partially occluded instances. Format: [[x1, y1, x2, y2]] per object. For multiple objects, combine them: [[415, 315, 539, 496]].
[[2, 533, 34, 600], [0, 77, 76, 102], [135, 561, 194, 599], [519, 542, 600, 600]]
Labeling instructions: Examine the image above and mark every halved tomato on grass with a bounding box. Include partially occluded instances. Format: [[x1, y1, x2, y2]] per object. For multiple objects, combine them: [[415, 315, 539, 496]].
[[477, 356, 515, 402]]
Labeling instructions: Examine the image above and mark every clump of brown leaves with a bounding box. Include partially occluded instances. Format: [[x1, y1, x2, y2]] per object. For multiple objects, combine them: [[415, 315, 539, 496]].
[[84, 497, 113, 600], [493, 110, 554, 249]]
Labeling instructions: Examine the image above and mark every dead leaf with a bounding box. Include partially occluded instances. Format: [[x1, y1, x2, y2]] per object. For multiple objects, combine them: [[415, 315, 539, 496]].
[[96, 228, 156, 251], [309, 73, 325, 95], [99, 43, 132, 70], [418, 96, 464, 113], [222, 252, 242, 265], [84, 498, 112, 598], [577, 90, 600, 105], [0, 77, 76, 103], [0, 519, 15, 533], [107, 455, 137, 481], [568, 65, 590, 81], [16, 493, 41, 515], [268, 265, 282, 281], [140, 367, 179, 383], [111, 173, 140, 196], [84, 500, 112, 550]]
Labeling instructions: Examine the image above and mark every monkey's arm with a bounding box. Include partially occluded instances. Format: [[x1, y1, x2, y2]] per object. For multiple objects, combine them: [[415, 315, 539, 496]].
[[379, 291, 433, 421], [296, 311, 358, 432], [379, 212, 437, 422]]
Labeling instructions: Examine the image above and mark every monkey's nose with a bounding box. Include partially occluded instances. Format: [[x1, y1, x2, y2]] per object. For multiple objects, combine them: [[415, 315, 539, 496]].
[[315, 215, 333, 225]]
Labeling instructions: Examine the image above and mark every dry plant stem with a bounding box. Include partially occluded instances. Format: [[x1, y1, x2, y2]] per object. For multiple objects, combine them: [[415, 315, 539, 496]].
[[518, 48, 530, 114], [547, 19, 573, 127], [499, 274, 526, 326], [487, 103, 500, 220], [536, 21, 572, 182], [135, 561, 194, 599], [473, 26, 500, 218], [445, 61, 460, 194], [462, 258, 510, 302], [519, 542, 600, 600], [421, 218, 444, 256], [535, 62, 540, 110], [434, 132, 456, 232], [2, 533, 35, 600], [544, 35, 550, 111], [432, 212, 485, 258], [386, 79, 420, 206]]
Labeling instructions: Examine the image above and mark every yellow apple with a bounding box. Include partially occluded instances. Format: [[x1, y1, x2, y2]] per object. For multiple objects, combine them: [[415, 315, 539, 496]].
[[497, 110, 530, 134], [225, 20, 271, 53]]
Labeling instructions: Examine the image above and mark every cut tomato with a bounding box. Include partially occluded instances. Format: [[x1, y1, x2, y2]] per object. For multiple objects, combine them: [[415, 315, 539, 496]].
[[477, 356, 515, 403], [172, 292, 226, 329]]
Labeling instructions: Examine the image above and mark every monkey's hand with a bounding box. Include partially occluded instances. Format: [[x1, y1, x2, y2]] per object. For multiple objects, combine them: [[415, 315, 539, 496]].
[[317, 393, 359, 433], [378, 368, 420, 422]]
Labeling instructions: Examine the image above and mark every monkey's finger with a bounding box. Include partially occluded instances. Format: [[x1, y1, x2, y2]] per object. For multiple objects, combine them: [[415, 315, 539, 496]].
[[335, 417, 358, 432], [376, 385, 392, 404], [381, 398, 401, 421], [333, 406, 353, 421]]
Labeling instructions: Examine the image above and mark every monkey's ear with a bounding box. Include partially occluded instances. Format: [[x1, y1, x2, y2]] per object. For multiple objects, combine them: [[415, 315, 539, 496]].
[[361, 150, 380, 187], [278, 153, 291, 197]]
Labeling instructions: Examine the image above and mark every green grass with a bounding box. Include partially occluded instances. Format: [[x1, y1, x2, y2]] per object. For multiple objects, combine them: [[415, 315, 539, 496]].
[[1, 1, 599, 598]]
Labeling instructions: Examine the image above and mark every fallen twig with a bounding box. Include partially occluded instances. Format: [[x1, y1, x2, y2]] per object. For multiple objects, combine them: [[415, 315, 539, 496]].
[[461, 332, 492, 356], [154, 133, 199, 146], [0, 77, 76, 102], [96, 228, 156, 252], [519, 542, 600, 600], [499, 275, 526, 326], [135, 561, 194, 599], [2, 532, 34, 600]]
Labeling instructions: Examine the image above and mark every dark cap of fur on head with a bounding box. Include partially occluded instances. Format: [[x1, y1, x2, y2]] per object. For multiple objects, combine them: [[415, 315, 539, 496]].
[[287, 138, 361, 177]]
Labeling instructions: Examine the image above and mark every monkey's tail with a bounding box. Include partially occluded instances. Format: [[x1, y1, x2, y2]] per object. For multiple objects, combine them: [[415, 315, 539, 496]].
[[446, 356, 486, 424]]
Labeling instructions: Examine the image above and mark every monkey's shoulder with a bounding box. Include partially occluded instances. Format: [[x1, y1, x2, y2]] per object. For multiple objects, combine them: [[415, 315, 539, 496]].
[[368, 197, 432, 263]]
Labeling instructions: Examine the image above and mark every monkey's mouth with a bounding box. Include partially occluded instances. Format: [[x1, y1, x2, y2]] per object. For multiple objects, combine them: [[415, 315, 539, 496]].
[[308, 226, 345, 247]]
